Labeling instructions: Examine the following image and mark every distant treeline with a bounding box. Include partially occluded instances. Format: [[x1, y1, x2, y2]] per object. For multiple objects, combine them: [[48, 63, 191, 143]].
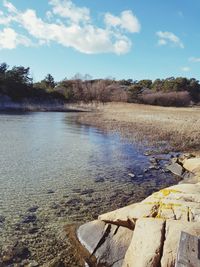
[[1, 62, 200, 107]]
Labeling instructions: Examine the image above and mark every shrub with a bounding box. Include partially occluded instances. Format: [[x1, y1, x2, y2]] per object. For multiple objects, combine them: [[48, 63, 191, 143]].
[[140, 91, 191, 107]]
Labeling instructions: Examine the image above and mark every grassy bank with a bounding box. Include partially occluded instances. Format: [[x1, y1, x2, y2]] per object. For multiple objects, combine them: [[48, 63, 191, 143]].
[[76, 102, 200, 152]]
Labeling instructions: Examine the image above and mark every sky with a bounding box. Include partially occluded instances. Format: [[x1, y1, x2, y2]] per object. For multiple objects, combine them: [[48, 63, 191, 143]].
[[0, 0, 199, 82]]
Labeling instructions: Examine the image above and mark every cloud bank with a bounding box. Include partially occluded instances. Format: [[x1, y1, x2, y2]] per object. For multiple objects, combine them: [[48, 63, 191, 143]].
[[0, 0, 141, 54]]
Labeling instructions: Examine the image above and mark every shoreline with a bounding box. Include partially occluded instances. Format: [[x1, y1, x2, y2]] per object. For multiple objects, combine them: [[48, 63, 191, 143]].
[[76, 156, 200, 267], [75, 102, 200, 152], [69, 103, 200, 266], [1, 103, 200, 266]]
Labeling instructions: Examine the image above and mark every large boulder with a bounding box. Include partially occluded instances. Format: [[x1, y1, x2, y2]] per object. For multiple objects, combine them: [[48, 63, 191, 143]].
[[77, 220, 106, 253], [77, 220, 133, 267], [161, 220, 200, 267], [183, 157, 200, 174], [99, 202, 158, 223], [77, 174, 200, 267], [122, 218, 165, 267]]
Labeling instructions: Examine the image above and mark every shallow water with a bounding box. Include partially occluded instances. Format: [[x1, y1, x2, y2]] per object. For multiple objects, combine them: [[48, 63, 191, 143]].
[[0, 111, 178, 265]]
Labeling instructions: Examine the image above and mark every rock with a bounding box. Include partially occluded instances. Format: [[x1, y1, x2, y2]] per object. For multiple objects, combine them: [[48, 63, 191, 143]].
[[13, 244, 30, 259], [44, 257, 65, 267], [128, 173, 135, 178], [80, 189, 94, 195], [171, 157, 178, 164], [183, 157, 200, 173], [72, 188, 81, 193], [28, 227, 39, 234], [2, 254, 13, 263], [161, 220, 200, 267], [95, 177, 105, 183], [149, 157, 158, 164], [27, 206, 39, 213], [166, 162, 184, 177], [149, 165, 159, 170], [0, 215, 5, 223], [95, 224, 133, 266], [27, 260, 39, 266], [65, 198, 82, 205], [50, 202, 60, 209], [182, 171, 195, 181], [122, 218, 165, 267], [3, 243, 30, 263], [77, 220, 106, 253], [98, 202, 154, 223], [47, 189, 55, 194], [21, 214, 37, 224], [77, 220, 133, 267]]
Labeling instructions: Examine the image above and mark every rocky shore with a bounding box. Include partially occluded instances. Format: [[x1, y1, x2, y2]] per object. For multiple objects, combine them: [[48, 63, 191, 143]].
[[76, 156, 200, 267]]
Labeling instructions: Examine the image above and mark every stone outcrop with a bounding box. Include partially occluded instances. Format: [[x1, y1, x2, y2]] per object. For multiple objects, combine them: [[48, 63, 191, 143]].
[[77, 157, 200, 267], [122, 218, 165, 267]]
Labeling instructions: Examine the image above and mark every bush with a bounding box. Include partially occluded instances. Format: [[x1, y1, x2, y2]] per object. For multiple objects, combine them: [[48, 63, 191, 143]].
[[140, 91, 191, 107]]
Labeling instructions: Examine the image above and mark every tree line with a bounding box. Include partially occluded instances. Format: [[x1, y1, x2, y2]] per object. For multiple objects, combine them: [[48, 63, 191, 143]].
[[0, 62, 200, 106]]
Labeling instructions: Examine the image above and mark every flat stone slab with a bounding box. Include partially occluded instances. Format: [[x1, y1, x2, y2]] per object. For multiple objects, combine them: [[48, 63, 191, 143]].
[[77, 220, 106, 254], [167, 163, 183, 177], [77, 220, 133, 267], [122, 218, 165, 267], [161, 220, 200, 267]]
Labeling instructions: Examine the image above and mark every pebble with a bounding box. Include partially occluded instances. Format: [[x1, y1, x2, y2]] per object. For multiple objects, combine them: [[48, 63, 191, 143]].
[[72, 188, 81, 193], [28, 227, 39, 234], [0, 215, 5, 223], [22, 214, 37, 224], [128, 173, 135, 178], [95, 177, 105, 183], [65, 198, 82, 205], [47, 189, 55, 194], [27, 206, 39, 213], [50, 202, 60, 209], [80, 189, 94, 195]]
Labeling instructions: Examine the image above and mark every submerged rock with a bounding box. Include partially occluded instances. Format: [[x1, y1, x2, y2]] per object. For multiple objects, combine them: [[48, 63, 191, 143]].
[[47, 189, 55, 194], [65, 198, 82, 205], [95, 177, 105, 183], [80, 189, 94, 195], [128, 173, 135, 178], [21, 214, 37, 224], [0, 215, 5, 224], [27, 206, 39, 213]]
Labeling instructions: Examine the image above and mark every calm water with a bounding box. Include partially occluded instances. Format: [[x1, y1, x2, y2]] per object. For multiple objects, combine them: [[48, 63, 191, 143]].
[[0, 112, 178, 264]]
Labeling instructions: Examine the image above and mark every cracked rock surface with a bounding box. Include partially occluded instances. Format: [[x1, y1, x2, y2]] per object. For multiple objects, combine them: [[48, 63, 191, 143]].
[[77, 157, 200, 267]]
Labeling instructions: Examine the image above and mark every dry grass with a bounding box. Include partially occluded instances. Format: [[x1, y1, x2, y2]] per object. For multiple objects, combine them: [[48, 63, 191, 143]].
[[76, 102, 200, 152]]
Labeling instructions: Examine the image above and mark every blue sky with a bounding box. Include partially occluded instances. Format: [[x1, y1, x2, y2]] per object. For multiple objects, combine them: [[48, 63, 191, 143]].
[[0, 0, 199, 82]]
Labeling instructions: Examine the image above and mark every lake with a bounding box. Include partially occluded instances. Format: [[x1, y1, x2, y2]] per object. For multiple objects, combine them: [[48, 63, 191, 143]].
[[0, 111, 178, 265]]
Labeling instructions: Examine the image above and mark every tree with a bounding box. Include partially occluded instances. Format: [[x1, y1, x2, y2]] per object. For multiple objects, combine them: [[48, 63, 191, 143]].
[[43, 74, 56, 90]]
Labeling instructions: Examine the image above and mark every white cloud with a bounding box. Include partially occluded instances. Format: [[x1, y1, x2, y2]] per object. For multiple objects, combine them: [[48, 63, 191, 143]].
[[158, 39, 167, 46], [0, 0, 141, 54], [3, 0, 17, 13], [104, 10, 141, 33], [49, 0, 90, 24], [189, 57, 200, 63], [156, 31, 184, 48], [181, 66, 190, 72], [0, 27, 31, 49]]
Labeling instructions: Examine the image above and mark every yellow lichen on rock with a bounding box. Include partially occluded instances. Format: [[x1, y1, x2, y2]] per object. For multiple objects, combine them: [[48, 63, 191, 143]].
[[159, 189, 182, 197]]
